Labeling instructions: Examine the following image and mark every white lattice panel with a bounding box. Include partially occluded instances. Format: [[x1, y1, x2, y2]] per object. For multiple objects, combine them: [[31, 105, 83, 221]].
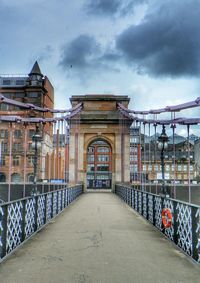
[[176, 203, 192, 256], [138, 192, 142, 214], [53, 192, 58, 217], [155, 196, 162, 230], [143, 193, 148, 219], [135, 191, 138, 211], [0, 206, 4, 249], [195, 208, 200, 263], [6, 202, 23, 253], [58, 191, 62, 213], [148, 195, 154, 223], [25, 198, 36, 239], [65, 190, 68, 206], [62, 190, 65, 210], [46, 193, 52, 222], [37, 196, 45, 228]]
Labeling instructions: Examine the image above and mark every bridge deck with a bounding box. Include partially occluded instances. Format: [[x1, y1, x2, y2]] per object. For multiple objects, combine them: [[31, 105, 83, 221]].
[[0, 192, 199, 283]]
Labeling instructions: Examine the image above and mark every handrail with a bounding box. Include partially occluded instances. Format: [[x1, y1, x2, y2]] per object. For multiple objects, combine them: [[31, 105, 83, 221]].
[[0, 184, 83, 262], [115, 184, 200, 263]]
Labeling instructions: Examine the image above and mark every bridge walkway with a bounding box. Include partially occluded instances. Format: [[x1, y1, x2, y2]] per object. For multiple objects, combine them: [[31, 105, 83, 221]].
[[0, 192, 199, 283]]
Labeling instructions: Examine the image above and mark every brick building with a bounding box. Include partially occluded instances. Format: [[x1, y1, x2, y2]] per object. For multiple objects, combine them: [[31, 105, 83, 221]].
[[0, 62, 54, 183]]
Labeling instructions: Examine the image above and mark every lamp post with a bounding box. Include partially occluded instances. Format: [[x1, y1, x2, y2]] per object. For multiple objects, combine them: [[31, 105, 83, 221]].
[[158, 125, 169, 196], [32, 126, 42, 195]]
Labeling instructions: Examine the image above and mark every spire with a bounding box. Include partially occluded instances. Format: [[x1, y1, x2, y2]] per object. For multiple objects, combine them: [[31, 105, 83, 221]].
[[27, 61, 43, 86], [29, 61, 43, 76]]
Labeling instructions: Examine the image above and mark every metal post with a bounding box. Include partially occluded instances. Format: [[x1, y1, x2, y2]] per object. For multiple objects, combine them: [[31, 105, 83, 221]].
[[33, 138, 38, 195], [160, 147, 165, 194]]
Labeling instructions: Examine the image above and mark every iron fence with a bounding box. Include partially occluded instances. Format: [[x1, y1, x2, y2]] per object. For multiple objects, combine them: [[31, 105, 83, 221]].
[[115, 184, 200, 263], [0, 184, 83, 261]]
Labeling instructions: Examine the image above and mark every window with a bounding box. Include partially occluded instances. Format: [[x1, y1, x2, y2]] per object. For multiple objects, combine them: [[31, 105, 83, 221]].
[[130, 137, 139, 143], [130, 155, 137, 162], [87, 155, 94, 162], [97, 155, 109, 162], [3, 79, 11, 85], [190, 165, 193, 172], [27, 92, 38, 98], [97, 147, 109, 153], [130, 164, 138, 172], [165, 165, 170, 171], [148, 165, 152, 171], [0, 155, 6, 166], [143, 165, 146, 171], [16, 80, 25, 86], [13, 156, 20, 166], [1, 142, 8, 152], [183, 165, 187, 172], [15, 92, 24, 98], [87, 164, 94, 171], [178, 165, 182, 172], [88, 147, 94, 153], [0, 129, 8, 139], [0, 104, 9, 111], [154, 165, 159, 171], [130, 147, 137, 153], [97, 164, 109, 171], [13, 143, 22, 151], [28, 143, 33, 150], [27, 156, 34, 166], [14, 130, 22, 139], [29, 129, 35, 139]]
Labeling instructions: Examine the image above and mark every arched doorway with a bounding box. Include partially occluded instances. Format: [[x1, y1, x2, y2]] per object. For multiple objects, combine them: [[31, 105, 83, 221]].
[[0, 173, 6, 182], [11, 173, 22, 182], [27, 173, 34, 182], [87, 140, 112, 189]]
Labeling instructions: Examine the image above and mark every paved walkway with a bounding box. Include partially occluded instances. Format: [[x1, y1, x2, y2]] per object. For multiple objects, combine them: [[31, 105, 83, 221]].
[[0, 193, 199, 283]]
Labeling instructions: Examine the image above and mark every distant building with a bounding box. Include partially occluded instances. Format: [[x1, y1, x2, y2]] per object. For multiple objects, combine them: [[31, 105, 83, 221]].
[[194, 139, 200, 181], [130, 127, 197, 184], [0, 62, 54, 182]]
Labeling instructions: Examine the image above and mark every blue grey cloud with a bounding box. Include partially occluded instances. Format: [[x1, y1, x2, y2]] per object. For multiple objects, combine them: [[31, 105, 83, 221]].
[[116, 0, 200, 77], [59, 35, 100, 70], [85, 0, 147, 17], [59, 35, 120, 77]]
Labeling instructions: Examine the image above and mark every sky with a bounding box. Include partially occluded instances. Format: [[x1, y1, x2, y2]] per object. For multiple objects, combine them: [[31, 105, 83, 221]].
[[0, 0, 200, 135]]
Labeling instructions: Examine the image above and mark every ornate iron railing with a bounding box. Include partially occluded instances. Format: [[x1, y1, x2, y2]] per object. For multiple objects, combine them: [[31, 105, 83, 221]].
[[115, 184, 200, 263], [0, 184, 83, 261]]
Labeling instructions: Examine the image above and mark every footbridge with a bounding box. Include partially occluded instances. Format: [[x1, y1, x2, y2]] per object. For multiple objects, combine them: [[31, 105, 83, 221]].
[[0, 94, 200, 281], [0, 186, 200, 283]]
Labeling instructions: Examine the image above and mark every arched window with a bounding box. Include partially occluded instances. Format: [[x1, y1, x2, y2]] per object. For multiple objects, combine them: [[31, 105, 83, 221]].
[[87, 139, 112, 189], [11, 173, 22, 182], [0, 173, 6, 182], [27, 174, 34, 182]]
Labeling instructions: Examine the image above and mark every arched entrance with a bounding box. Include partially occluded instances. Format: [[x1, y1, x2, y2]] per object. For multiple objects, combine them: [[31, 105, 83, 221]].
[[0, 173, 6, 182], [87, 140, 112, 189], [11, 173, 22, 182]]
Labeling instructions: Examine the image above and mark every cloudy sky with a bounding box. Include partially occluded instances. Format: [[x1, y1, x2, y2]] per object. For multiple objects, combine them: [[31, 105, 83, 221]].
[[0, 0, 200, 134]]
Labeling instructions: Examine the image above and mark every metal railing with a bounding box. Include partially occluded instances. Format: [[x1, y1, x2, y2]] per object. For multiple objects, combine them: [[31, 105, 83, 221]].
[[115, 184, 200, 263], [0, 184, 83, 262]]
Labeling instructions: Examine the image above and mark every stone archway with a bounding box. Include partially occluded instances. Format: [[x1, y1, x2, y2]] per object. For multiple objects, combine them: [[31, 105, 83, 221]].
[[69, 95, 132, 191], [87, 139, 112, 189]]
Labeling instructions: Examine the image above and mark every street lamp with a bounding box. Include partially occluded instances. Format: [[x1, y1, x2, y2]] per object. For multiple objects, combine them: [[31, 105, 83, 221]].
[[32, 126, 42, 195], [158, 125, 169, 196]]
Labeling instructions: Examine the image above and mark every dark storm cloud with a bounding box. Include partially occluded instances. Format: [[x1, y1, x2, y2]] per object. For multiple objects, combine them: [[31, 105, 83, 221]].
[[115, 0, 200, 77], [59, 35, 120, 76], [85, 0, 147, 17], [59, 35, 100, 70]]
